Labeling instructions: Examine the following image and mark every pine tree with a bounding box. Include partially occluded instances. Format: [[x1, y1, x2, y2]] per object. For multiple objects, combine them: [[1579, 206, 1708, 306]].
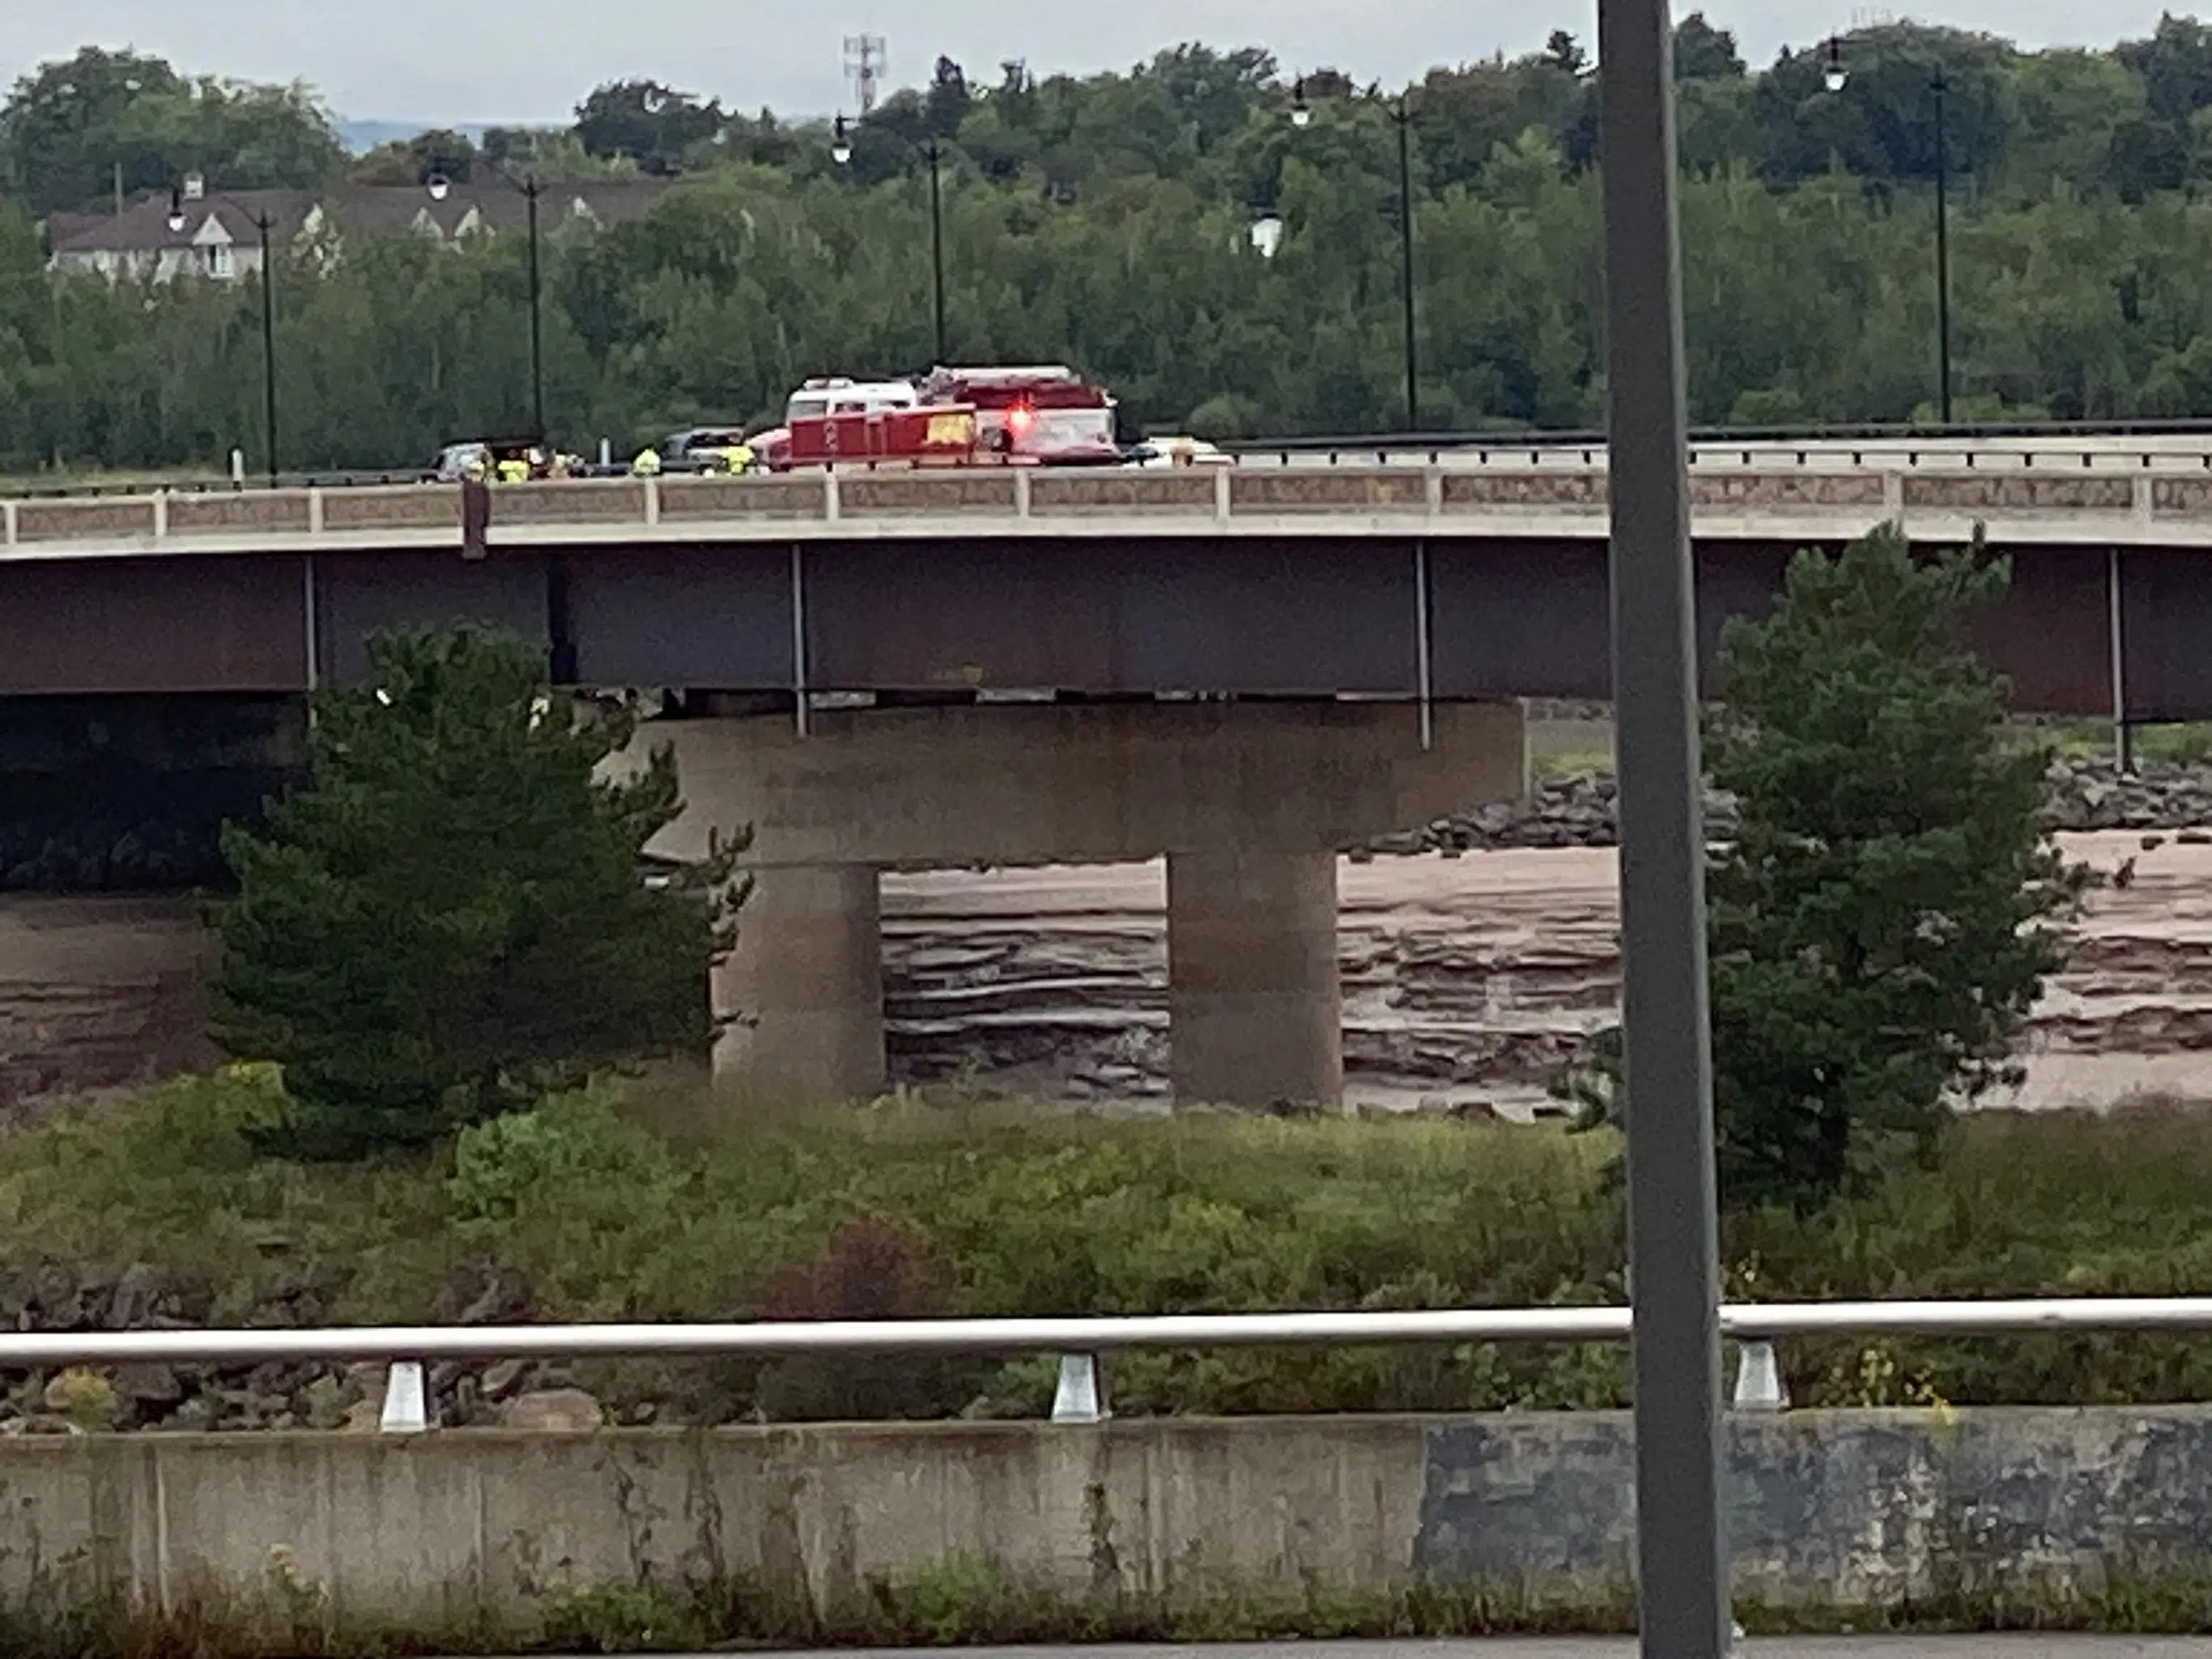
[[1568, 527, 2087, 1210], [216, 626, 744, 1159]]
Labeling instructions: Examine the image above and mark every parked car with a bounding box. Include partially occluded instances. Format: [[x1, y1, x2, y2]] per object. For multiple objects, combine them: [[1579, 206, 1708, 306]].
[[423, 436, 547, 482], [657, 427, 753, 473]]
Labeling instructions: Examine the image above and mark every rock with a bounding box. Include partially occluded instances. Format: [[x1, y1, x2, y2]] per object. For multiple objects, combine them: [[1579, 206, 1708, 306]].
[[499, 1389, 603, 1433], [341, 1398, 384, 1434], [103, 1264, 164, 1330], [114, 1364, 183, 1409], [481, 1358, 530, 1401]]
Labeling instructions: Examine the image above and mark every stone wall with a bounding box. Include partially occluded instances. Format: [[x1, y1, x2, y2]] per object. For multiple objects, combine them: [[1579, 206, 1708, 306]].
[[5, 1407, 2210, 1626]]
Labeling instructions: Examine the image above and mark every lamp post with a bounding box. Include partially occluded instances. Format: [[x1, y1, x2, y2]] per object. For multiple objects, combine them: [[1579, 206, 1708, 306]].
[[1285, 77, 1421, 434], [428, 167, 547, 441], [1599, 0, 1729, 1652], [834, 115, 948, 365], [1823, 38, 1954, 423], [173, 186, 279, 485]]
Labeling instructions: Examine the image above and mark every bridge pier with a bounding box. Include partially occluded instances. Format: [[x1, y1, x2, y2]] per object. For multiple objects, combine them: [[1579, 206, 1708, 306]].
[[713, 863, 883, 1101], [1167, 847, 1341, 1107], [649, 700, 1523, 1109]]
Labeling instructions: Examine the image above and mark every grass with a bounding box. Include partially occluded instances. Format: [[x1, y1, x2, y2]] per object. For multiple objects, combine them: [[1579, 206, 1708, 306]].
[[11, 1070, 2212, 1421], [6, 1558, 2212, 1654]]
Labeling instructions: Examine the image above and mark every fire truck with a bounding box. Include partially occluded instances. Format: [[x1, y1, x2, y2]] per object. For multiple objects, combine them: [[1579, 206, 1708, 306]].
[[769, 366, 1120, 470]]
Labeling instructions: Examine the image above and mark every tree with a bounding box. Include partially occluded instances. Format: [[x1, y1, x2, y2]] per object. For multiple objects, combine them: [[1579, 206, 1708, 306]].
[[1, 48, 184, 211], [1675, 14, 1747, 80], [576, 79, 722, 175], [216, 627, 746, 1159], [1710, 530, 2083, 1205], [1563, 530, 2086, 1210]]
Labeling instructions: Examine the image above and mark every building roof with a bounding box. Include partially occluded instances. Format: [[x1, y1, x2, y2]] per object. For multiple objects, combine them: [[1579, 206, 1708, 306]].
[[49, 189, 318, 257], [47, 180, 669, 257]]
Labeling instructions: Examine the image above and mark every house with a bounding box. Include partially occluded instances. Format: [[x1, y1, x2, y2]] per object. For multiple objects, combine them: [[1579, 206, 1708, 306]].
[[45, 176, 670, 281]]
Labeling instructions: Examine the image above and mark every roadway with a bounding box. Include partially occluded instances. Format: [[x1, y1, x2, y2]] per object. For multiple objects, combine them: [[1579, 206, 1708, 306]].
[[597, 1640, 2212, 1658]]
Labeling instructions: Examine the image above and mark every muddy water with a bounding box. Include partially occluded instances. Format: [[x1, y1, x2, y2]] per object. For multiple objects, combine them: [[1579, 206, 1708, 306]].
[[882, 832, 2212, 1113]]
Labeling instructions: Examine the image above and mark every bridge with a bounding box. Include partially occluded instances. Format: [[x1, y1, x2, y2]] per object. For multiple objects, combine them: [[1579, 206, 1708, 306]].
[[4, 456, 2212, 715], [3, 451, 2206, 1111]]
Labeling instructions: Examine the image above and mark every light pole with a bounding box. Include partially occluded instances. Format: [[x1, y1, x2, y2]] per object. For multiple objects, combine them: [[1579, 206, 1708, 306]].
[[174, 187, 279, 485], [1823, 38, 1954, 423], [428, 167, 547, 441], [1286, 77, 1421, 434], [1600, 0, 1729, 1653], [834, 114, 948, 366]]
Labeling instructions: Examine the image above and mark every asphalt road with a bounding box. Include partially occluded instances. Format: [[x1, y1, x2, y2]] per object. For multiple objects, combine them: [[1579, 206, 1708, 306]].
[[672, 1640, 2212, 1659]]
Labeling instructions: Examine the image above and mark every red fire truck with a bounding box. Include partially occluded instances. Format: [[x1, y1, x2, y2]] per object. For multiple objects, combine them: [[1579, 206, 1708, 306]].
[[771, 365, 1121, 470], [917, 365, 1121, 465]]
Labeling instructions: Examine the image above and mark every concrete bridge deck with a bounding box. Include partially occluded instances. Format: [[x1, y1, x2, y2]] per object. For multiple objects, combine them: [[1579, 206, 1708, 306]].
[[0, 466, 2202, 719]]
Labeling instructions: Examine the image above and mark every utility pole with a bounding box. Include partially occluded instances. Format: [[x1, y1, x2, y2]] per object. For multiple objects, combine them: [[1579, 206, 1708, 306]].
[[1598, 0, 1731, 1650], [1393, 99, 1419, 435], [1933, 66, 1954, 425]]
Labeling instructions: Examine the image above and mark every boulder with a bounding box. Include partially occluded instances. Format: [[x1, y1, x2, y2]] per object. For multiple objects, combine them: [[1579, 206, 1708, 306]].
[[499, 1389, 604, 1433]]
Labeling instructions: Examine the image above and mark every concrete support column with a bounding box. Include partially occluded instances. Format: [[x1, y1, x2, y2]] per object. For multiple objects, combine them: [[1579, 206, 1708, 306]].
[[1166, 848, 1342, 1108], [713, 863, 883, 1102]]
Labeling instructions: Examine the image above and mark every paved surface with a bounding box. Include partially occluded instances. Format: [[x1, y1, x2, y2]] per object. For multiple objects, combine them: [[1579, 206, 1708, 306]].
[[473, 1645, 2212, 1659]]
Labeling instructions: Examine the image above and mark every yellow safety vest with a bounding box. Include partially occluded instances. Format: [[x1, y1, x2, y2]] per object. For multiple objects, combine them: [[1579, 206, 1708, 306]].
[[632, 449, 662, 476]]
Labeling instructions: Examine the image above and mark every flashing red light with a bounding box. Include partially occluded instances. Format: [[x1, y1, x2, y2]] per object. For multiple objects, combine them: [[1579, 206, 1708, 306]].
[[1006, 402, 1038, 437]]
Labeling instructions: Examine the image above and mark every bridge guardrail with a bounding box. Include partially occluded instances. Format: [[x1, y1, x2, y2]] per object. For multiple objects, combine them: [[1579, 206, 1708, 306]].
[[6, 464, 2212, 554], [2, 1298, 2210, 1426]]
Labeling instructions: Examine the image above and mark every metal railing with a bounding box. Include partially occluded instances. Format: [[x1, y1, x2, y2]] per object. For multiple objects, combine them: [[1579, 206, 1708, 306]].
[[6, 1298, 2211, 1426]]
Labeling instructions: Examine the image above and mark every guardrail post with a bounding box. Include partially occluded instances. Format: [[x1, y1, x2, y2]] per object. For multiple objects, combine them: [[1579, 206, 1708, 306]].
[[307, 487, 325, 537], [824, 470, 842, 523], [1214, 466, 1232, 525], [643, 475, 661, 527], [1, 500, 14, 548], [151, 491, 168, 542], [1732, 1338, 1786, 1410], [1014, 466, 1032, 520], [2133, 474, 2155, 524], [1882, 470, 1906, 523], [1050, 1353, 1107, 1423], [379, 1360, 429, 1432]]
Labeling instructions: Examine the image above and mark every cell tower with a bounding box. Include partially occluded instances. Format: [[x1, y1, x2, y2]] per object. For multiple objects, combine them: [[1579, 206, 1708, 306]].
[[844, 35, 887, 115]]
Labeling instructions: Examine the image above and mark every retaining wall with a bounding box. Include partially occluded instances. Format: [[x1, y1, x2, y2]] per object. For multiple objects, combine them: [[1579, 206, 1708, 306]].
[[2, 1407, 2210, 1624]]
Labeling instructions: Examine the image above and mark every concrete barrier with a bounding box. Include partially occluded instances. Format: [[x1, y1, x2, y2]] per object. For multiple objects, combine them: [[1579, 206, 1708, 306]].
[[6, 1406, 2212, 1627]]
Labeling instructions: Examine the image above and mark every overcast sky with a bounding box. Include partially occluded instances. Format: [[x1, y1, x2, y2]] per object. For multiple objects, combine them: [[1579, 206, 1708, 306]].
[[5, 0, 2191, 126]]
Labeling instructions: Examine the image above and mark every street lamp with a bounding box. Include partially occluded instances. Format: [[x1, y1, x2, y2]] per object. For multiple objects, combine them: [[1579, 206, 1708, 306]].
[[1283, 81, 1421, 433], [832, 115, 949, 366], [174, 187, 280, 484], [427, 164, 547, 442], [1821, 38, 1953, 423], [1597, 0, 1729, 1652], [253, 208, 278, 487]]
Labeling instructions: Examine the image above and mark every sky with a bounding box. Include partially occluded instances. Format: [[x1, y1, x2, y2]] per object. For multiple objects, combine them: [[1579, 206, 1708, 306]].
[[3, 0, 2195, 128]]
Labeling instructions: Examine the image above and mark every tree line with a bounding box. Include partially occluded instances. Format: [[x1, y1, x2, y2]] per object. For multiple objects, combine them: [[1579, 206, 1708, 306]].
[[15, 21, 2212, 468]]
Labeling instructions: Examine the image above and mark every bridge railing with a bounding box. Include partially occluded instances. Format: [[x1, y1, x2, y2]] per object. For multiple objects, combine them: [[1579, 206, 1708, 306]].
[[6, 465, 2212, 552], [5, 1297, 2210, 1425]]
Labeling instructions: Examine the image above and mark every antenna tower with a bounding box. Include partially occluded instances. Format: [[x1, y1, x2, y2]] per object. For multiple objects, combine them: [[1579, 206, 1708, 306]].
[[843, 35, 887, 114]]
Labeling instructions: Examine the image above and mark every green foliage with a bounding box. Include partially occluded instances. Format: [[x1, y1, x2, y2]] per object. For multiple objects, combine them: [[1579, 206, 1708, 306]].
[[215, 626, 745, 1159], [25, 21, 2212, 474], [1706, 529, 2087, 1206], [1, 46, 342, 214], [24, 1074, 2212, 1420]]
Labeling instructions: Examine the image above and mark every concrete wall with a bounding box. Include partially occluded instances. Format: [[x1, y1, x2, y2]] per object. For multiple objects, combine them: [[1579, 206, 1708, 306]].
[[7, 1408, 2212, 1626]]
